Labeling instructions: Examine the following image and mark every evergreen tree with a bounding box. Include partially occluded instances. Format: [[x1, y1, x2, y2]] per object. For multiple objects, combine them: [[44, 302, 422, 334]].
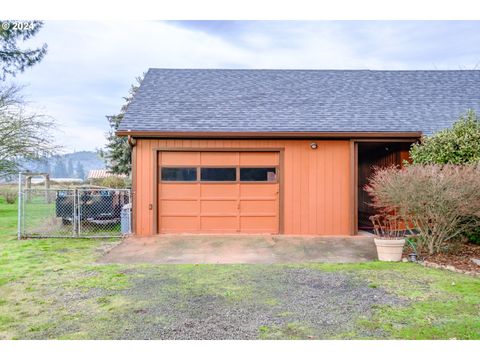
[[53, 158, 67, 178], [67, 158, 74, 177], [75, 162, 85, 180], [100, 75, 144, 176], [0, 20, 48, 80]]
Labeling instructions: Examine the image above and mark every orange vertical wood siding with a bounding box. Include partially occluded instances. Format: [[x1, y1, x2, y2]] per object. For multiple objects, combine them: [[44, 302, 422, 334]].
[[133, 139, 352, 236]]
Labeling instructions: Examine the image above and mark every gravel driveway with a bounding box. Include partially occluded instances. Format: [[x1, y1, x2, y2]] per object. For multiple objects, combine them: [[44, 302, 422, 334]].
[[109, 266, 404, 340]]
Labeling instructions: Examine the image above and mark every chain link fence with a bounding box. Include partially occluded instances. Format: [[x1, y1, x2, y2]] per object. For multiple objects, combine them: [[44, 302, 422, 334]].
[[18, 185, 131, 239]]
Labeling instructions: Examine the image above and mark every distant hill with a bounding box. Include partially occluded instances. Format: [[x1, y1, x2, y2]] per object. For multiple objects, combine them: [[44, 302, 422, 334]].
[[18, 151, 106, 180]]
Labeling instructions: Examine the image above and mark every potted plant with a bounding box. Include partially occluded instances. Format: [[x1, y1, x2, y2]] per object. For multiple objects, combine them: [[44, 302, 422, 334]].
[[370, 214, 407, 262]]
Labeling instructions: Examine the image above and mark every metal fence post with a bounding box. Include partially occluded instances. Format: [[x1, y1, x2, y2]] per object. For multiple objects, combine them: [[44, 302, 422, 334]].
[[17, 172, 22, 240], [128, 189, 132, 233], [74, 188, 78, 237], [77, 189, 81, 237]]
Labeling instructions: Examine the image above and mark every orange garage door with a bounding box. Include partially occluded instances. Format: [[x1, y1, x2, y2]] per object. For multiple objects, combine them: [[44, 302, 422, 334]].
[[157, 151, 279, 233]]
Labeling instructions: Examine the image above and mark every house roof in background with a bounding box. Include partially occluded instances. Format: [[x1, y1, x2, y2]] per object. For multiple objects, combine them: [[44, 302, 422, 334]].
[[118, 69, 480, 135], [87, 169, 127, 180]]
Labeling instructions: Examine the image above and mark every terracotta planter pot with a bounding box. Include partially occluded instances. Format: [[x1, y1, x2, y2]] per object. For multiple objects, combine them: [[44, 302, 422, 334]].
[[374, 238, 406, 262]]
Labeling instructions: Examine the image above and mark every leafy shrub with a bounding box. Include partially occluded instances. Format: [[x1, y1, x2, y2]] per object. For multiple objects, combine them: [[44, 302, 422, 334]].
[[366, 164, 480, 255], [99, 176, 128, 189], [1, 190, 17, 204], [464, 225, 480, 245], [410, 110, 480, 165], [409, 110, 480, 245]]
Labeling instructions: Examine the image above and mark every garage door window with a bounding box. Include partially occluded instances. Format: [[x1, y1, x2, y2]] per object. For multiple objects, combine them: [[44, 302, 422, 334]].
[[161, 167, 197, 181], [240, 168, 277, 182], [201, 168, 236, 181]]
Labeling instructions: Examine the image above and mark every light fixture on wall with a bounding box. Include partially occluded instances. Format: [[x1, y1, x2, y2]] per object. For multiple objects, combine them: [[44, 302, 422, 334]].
[[310, 142, 318, 149]]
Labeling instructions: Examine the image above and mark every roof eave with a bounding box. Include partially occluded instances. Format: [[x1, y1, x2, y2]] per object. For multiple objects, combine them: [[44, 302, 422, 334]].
[[115, 130, 422, 139]]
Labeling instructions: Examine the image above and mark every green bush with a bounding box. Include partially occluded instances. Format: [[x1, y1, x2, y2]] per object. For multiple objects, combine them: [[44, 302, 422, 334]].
[[99, 176, 129, 189], [1, 190, 17, 204], [410, 110, 480, 165], [409, 110, 480, 246], [465, 226, 480, 245]]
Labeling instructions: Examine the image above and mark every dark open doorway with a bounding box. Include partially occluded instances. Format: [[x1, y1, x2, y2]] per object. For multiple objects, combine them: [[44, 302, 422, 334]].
[[357, 141, 413, 231]]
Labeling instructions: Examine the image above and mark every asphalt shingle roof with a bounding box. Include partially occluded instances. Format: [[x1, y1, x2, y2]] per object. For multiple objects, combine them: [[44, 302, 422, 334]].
[[119, 69, 480, 135]]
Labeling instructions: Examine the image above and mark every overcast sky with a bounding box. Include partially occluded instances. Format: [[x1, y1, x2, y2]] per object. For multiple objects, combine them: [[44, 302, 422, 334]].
[[12, 20, 480, 152]]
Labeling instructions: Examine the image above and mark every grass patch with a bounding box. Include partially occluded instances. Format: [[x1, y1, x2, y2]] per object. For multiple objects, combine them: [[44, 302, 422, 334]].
[[72, 267, 131, 290], [0, 198, 127, 339], [154, 264, 256, 302], [359, 301, 480, 339], [305, 262, 480, 339]]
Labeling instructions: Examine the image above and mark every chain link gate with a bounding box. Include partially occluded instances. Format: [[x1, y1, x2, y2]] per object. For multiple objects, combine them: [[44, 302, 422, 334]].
[[18, 175, 131, 239]]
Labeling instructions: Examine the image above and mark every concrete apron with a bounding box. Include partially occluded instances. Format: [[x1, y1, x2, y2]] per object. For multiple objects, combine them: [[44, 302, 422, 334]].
[[99, 233, 377, 264]]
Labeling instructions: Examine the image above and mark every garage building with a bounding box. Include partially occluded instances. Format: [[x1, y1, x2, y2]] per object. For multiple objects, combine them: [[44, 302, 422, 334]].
[[116, 68, 480, 236]]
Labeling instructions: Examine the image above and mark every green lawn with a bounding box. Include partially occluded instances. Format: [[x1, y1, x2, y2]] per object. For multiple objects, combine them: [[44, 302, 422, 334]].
[[0, 198, 479, 339]]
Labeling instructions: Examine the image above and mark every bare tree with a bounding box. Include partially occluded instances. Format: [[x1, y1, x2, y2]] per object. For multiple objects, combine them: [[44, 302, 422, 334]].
[[0, 84, 58, 176]]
